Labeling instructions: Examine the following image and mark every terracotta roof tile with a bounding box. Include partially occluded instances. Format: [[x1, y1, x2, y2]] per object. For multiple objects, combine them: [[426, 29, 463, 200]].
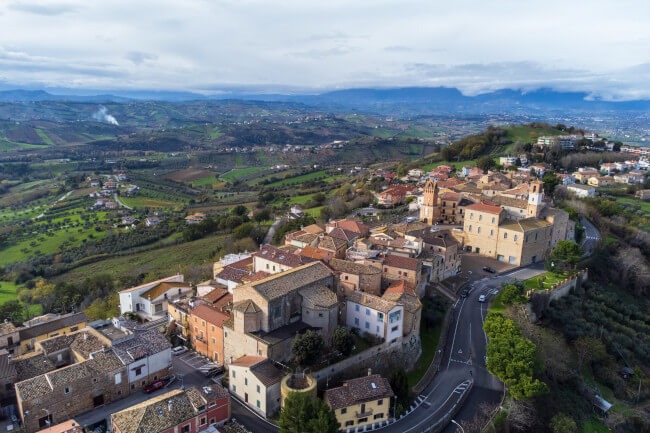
[[325, 374, 394, 410], [383, 254, 420, 271], [464, 202, 503, 215], [191, 304, 229, 327]]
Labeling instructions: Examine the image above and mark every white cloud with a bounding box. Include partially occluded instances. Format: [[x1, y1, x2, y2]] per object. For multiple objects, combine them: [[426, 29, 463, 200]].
[[0, 0, 648, 99]]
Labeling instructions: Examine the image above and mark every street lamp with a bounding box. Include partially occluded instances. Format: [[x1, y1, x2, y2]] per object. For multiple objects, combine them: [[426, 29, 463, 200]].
[[450, 419, 465, 433]]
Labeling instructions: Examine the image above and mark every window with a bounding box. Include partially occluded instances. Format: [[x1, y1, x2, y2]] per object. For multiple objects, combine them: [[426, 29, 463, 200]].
[[514, 235, 518, 242], [182, 425, 190, 433], [200, 417, 207, 426], [266, 263, 269, 270], [503, 232, 507, 239], [341, 408, 347, 414], [212, 337, 216, 344], [355, 304, 360, 312], [358, 417, 368, 424], [256, 400, 261, 408], [365, 308, 370, 316], [64, 387, 70, 394], [469, 225, 472, 232], [134, 367, 142, 376], [209, 402, 216, 408], [376, 326, 380, 333], [344, 275, 348, 280], [70, 326, 78, 332], [535, 233, 538, 240], [470, 213, 474, 219], [257, 385, 260, 393], [391, 326, 399, 332], [361, 403, 366, 413], [345, 421, 354, 427], [245, 378, 248, 386], [365, 322, 370, 330], [477, 227, 481, 234], [479, 214, 482, 221], [374, 413, 384, 419], [377, 399, 383, 406], [354, 318, 359, 326], [273, 305, 281, 319], [232, 371, 236, 378], [492, 217, 495, 223], [232, 385, 237, 392], [211, 325, 215, 332], [490, 229, 494, 236], [377, 312, 383, 322], [202, 320, 205, 326]]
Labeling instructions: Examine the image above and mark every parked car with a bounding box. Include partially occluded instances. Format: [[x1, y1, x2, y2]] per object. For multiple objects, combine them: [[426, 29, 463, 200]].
[[478, 294, 487, 302], [172, 346, 188, 356], [482, 266, 496, 274], [143, 378, 168, 394]]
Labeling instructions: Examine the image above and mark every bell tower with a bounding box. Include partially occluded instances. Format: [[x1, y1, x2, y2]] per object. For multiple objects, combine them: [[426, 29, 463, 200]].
[[420, 179, 440, 224], [527, 180, 544, 218]]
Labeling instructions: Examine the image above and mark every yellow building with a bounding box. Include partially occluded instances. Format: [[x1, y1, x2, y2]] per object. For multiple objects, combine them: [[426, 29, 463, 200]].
[[18, 312, 87, 353], [419, 179, 440, 224], [324, 373, 394, 430]]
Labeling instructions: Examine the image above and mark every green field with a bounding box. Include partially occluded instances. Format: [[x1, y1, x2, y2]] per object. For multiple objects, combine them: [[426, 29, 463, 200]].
[[54, 233, 227, 282], [266, 170, 345, 187], [220, 167, 266, 182], [190, 176, 222, 188], [0, 281, 21, 303], [421, 159, 481, 172], [209, 126, 223, 139], [120, 195, 177, 209], [615, 196, 650, 213], [506, 125, 566, 145], [581, 418, 611, 433], [35, 129, 55, 145]]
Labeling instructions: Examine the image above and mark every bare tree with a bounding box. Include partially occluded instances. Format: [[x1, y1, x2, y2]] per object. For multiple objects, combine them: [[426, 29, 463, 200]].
[[507, 399, 537, 432], [614, 246, 650, 296]]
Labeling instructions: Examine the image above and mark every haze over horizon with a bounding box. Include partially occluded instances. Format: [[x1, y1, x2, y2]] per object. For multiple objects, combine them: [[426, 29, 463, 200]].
[[1, 0, 649, 100]]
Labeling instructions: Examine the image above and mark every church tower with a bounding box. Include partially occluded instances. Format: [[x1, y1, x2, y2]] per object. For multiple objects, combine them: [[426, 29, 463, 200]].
[[527, 180, 544, 218], [420, 179, 440, 224]]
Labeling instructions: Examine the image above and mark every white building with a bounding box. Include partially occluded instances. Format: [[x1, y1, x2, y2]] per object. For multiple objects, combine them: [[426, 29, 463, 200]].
[[118, 275, 192, 319], [229, 356, 284, 418], [567, 184, 596, 198], [345, 292, 403, 344]]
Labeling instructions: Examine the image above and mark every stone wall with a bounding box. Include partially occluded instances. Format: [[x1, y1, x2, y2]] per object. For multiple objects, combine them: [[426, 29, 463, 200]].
[[527, 269, 588, 322], [312, 336, 421, 387]]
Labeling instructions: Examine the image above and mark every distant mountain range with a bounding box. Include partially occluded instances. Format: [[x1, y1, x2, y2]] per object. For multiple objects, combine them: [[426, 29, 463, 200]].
[[1, 87, 649, 115]]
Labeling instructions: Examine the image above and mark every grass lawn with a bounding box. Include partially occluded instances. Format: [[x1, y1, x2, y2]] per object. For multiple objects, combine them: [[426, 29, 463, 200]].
[[35, 129, 55, 145], [0, 281, 21, 303], [582, 418, 611, 433], [523, 272, 568, 292], [505, 125, 565, 145], [303, 206, 324, 218], [421, 159, 485, 172], [350, 334, 371, 355], [407, 324, 443, 387], [615, 196, 650, 213], [220, 167, 266, 182]]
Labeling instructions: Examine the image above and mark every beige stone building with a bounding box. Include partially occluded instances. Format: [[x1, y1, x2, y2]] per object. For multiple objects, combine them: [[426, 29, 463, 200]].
[[419, 179, 440, 224], [329, 258, 382, 296]]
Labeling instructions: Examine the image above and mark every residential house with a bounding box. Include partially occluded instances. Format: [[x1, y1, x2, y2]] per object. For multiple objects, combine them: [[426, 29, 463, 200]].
[[189, 304, 229, 364], [418, 229, 461, 281], [298, 246, 336, 263], [215, 257, 254, 291], [185, 213, 206, 224], [377, 186, 407, 206], [328, 258, 382, 296], [111, 386, 230, 433], [635, 189, 650, 201], [286, 232, 320, 249], [118, 275, 192, 320], [345, 292, 403, 344], [572, 168, 600, 184], [224, 262, 335, 363], [228, 356, 284, 418], [324, 373, 394, 430], [18, 313, 88, 353], [144, 216, 160, 227], [318, 235, 349, 259], [379, 254, 422, 292], [381, 281, 421, 340], [325, 219, 370, 238], [0, 322, 20, 355], [252, 244, 314, 275], [588, 176, 614, 187], [567, 184, 596, 198]]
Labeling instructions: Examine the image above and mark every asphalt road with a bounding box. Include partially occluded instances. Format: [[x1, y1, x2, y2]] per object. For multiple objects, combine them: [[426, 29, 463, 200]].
[[580, 216, 601, 256]]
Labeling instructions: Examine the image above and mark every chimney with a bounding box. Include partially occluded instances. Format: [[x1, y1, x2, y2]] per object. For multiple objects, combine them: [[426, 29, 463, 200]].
[[83, 332, 88, 341], [367, 368, 372, 376], [168, 400, 173, 412]]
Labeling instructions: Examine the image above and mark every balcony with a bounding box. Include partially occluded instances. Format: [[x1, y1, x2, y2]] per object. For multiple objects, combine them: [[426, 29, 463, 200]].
[[355, 409, 374, 418]]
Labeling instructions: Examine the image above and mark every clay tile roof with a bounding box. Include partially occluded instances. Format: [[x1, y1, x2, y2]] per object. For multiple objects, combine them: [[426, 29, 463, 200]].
[[299, 285, 338, 308], [464, 202, 503, 215], [191, 304, 229, 327], [347, 291, 399, 314], [231, 355, 265, 368], [0, 322, 17, 336], [202, 288, 230, 304], [141, 281, 191, 301], [299, 246, 334, 261], [245, 261, 333, 301], [251, 360, 284, 387], [330, 219, 369, 235], [254, 245, 314, 268], [241, 271, 271, 283], [292, 233, 319, 244], [216, 266, 252, 284], [437, 178, 464, 189], [111, 388, 210, 433], [303, 224, 325, 235], [0, 351, 16, 379], [384, 280, 416, 297], [18, 312, 88, 340], [382, 254, 420, 271], [12, 352, 56, 381], [318, 235, 348, 252], [329, 258, 381, 276], [232, 300, 261, 314], [324, 374, 394, 410], [328, 227, 358, 243], [440, 192, 461, 201], [487, 195, 528, 209]]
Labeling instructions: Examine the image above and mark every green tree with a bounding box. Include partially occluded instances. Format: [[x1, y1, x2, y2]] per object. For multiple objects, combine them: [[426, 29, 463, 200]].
[[292, 330, 324, 366], [390, 368, 410, 406], [332, 327, 354, 356], [542, 170, 561, 195], [395, 162, 407, 177], [476, 156, 496, 172], [84, 292, 120, 321], [549, 240, 583, 269], [499, 284, 523, 305], [550, 413, 577, 433], [279, 392, 338, 433], [483, 312, 548, 400]]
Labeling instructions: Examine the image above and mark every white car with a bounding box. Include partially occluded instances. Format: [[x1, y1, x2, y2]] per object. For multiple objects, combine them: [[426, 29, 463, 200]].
[[478, 294, 487, 303], [172, 346, 188, 356]]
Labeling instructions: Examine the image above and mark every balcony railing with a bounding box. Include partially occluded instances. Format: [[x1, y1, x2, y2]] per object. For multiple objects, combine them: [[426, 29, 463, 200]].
[[355, 409, 373, 418]]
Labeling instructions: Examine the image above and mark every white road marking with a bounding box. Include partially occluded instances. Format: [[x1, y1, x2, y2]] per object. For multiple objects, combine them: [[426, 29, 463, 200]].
[[447, 298, 466, 369]]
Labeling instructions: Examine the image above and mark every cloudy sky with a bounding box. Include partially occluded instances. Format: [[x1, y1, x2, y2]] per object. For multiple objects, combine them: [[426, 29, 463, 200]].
[[1, 0, 649, 99]]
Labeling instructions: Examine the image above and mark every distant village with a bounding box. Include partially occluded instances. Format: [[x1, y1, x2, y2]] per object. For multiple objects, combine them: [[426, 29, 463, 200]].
[[0, 133, 648, 433]]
